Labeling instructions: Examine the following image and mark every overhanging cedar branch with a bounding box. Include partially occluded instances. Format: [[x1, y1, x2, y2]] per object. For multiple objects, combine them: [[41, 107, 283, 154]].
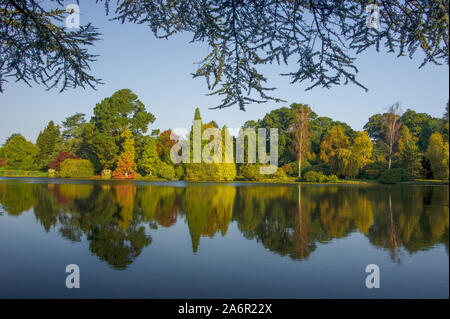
[[1, 0, 448, 111]]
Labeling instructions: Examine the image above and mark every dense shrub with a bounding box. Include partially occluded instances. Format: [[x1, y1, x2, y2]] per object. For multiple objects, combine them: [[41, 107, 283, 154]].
[[326, 175, 339, 183], [304, 171, 338, 183], [304, 171, 325, 182], [379, 168, 411, 184], [48, 152, 79, 171], [185, 163, 236, 181], [282, 160, 311, 177], [175, 166, 185, 180], [0, 158, 6, 167], [239, 164, 263, 181], [239, 164, 289, 181], [59, 159, 94, 178], [184, 163, 202, 180], [360, 162, 386, 180], [217, 163, 237, 181], [270, 166, 288, 179], [101, 169, 112, 179], [281, 163, 292, 175], [158, 162, 175, 180], [135, 173, 143, 180], [303, 163, 331, 176], [48, 168, 56, 178]]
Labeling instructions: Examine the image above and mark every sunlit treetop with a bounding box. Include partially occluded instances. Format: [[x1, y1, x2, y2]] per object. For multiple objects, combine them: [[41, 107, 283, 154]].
[[1, 0, 448, 110]]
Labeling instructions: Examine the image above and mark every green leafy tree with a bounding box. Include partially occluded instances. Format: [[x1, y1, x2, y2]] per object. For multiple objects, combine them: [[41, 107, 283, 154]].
[[138, 137, 161, 177], [364, 114, 384, 140], [426, 132, 449, 180], [309, 116, 333, 155], [3, 134, 39, 170], [363, 107, 447, 175], [319, 125, 350, 173], [351, 131, 373, 177], [253, 106, 296, 165], [397, 126, 422, 177], [61, 113, 86, 155], [36, 121, 61, 169], [77, 122, 101, 171], [335, 148, 358, 179], [366, 108, 446, 156], [83, 89, 155, 171], [351, 131, 373, 168], [138, 135, 178, 180], [2, 133, 21, 146], [401, 108, 446, 152], [243, 103, 318, 166]]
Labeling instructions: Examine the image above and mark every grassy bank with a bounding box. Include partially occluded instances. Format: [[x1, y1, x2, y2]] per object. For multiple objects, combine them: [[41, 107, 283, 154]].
[[400, 179, 449, 186], [232, 176, 376, 184], [0, 168, 48, 177], [0, 168, 447, 185]]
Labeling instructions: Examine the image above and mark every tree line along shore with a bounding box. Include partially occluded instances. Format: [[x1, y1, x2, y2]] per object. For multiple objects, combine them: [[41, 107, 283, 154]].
[[0, 89, 448, 184]]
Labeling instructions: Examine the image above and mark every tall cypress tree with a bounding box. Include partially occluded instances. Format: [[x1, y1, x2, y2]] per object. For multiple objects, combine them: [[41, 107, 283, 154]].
[[36, 121, 61, 169], [194, 107, 201, 121]]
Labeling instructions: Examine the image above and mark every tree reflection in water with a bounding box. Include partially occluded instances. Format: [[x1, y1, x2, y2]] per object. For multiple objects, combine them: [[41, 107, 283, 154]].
[[0, 181, 448, 270]]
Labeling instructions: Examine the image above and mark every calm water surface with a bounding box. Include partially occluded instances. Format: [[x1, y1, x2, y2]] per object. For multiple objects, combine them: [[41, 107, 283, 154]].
[[0, 177, 448, 298]]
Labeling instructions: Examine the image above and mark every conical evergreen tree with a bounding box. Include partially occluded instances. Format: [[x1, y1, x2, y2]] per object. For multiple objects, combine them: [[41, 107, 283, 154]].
[[194, 107, 201, 121], [138, 137, 161, 177], [36, 121, 61, 169]]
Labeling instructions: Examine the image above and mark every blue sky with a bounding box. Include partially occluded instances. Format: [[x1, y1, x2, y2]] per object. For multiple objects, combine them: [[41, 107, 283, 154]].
[[0, 2, 448, 145]]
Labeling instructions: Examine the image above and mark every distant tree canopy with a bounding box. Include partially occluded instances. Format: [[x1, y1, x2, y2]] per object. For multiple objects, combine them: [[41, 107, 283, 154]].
[[82, 88, 155, 170], [1, 0, 448, 110], [365, 107, 448, 153]]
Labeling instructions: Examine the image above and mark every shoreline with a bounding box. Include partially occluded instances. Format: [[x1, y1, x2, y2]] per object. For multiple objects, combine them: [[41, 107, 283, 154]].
[[0, 175, 447, 186]]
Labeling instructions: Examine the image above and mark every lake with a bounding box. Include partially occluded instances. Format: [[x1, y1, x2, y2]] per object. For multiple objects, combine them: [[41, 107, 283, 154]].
[[0, 177, 448, 298]]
